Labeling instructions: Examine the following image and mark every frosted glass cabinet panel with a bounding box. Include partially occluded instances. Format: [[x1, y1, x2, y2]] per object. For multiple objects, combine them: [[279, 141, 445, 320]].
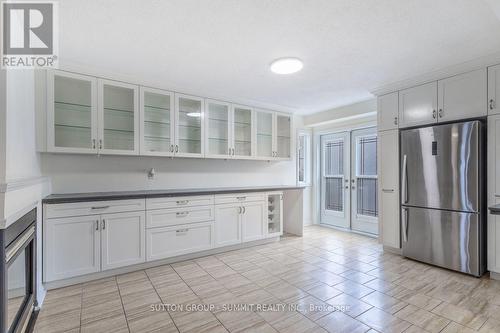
[[47, 71, 98, 153], [232, 105, 253, 157], [206, 100, 231, 158], [98, 79, 139, 155], [256, 111, 274, 158], [175, 94, 204, 157], [140, 87, 175, 156], [276, 114, 291, 159]]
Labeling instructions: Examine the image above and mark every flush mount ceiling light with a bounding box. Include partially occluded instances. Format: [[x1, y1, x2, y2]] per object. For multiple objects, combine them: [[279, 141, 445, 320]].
[[186, 112, 201, 117], [270, 57, 303, 74]]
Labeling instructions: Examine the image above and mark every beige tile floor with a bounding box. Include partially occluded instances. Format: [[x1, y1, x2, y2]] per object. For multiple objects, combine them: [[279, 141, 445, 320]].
[[34, 226, 500, 333]]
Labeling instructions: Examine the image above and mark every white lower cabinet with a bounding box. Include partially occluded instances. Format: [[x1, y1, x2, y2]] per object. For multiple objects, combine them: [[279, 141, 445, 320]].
[[146, 222, 213, 261], [488, 115, 500, 273], [44, 215, 100, 282], [241, 202, 266, 242], [101, 211, 145, 271], [214, 204, 242, 247], [378, 130, 400, 249]]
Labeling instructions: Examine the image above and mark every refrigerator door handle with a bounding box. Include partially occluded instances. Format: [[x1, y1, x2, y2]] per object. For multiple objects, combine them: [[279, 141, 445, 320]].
[[402, 207, 408, 242], [402, 154, 408, 204]]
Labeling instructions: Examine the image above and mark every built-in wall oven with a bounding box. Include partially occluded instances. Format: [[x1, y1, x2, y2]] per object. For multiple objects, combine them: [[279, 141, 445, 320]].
[[0, 209, 37, 333]]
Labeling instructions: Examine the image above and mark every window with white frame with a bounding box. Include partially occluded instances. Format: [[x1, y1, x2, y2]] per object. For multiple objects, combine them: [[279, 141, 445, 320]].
[[297, 131, 311, 185]]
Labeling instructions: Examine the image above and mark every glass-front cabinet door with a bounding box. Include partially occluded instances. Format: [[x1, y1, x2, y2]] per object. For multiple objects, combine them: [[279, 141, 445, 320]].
[[175, 94, 204, 157], [232, 105, 253, 158], [47, 71, 98, 153], [255, 110, 274, 159], [275, 113, 291, 159], [98, 79, 139, 155], [140, 87, 175, 156], [205, 99, 232, 158]]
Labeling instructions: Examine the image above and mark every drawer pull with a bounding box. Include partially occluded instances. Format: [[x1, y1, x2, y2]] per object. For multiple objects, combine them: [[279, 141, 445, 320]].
[[91, 205, 110, 210], [176, 228, 189, 234], [495, 195, 500, 198], [176, 200, 189, 205], [236, 196, 246, 201], [382, 189, 395, 193], [176, 211, 189, 217]]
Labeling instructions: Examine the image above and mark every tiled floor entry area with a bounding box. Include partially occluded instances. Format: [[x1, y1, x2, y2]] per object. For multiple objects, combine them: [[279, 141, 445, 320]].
[[35, 226, 500, 333]]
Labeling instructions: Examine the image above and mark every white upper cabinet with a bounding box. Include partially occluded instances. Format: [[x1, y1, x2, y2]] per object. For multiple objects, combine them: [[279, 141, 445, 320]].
[[205, 100, 232, 158], [175, 93, 205, 157], [489, 64, 500, 115], [140, 87, 175, 156], [275, 113, 292, 159], [377, 92, 399, 131], [232, 105, 254, 158], [255, 110, 274, 159], [47, 70, 98, 154], [98, 79, 139, 155], [399, 81, 438, 128], [438, 69, 487, 122]]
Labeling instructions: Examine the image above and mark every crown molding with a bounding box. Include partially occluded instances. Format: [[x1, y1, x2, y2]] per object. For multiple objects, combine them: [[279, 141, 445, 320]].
[[370, 52, 500, 96]]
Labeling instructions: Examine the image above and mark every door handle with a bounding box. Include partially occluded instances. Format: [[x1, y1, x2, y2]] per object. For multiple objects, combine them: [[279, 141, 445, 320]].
[[490, 99, 495, 110], [402, 155, 408, 204], [402, 208, 408, 242]]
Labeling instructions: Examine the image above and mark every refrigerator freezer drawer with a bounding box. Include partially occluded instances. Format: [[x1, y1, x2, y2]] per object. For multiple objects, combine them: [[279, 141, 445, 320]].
[[402, 206, 484, 276]]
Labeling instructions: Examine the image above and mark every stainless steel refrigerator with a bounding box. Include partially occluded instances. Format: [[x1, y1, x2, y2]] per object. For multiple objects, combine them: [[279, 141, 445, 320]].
[[400, 120, 486, 277]]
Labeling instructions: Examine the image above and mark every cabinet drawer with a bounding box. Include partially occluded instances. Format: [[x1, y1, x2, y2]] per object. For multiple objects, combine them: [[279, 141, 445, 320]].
[[45, 199, 146, 219], [146, 206, 214, 228], [146, 195, 214, 210], [146, 222, 213, 261], [214, 193, 265, 205]]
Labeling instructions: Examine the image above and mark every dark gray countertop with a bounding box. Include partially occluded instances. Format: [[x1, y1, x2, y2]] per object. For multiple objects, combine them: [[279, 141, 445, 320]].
[[490, 204, 500, 215], [42, 185, 306, 204]]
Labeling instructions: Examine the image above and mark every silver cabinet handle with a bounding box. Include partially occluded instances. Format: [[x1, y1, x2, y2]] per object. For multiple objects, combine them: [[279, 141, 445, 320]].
[[95, 220, 99, 231], [402, 155, 408, 204], [345, 186, 349, 189], [99, 139, 103, 149], [402, 208, 408, 242], [382, 189, 395, 193], [242, 206, 246, 214], [438, 109, 443, 118], [176, 228, 188, 235], [176, 211, 189, 217], [432, 110, 436, 119], [495, 194, 500, 198], [491, 99, 496, 110], [176, 200, 189, 205], [238, 206, 242, 214], [91, 206, 110, 210], [175, 145, 179, 153], [102, 219, 106, 230], [232, 148, 235, 155], [92, 139, 96, 149], [351, 186, 355, 190], [228, 147, 232, 155], [236, 196, 246, 201], [393, 117, 398, 125], [170, 144, 174, 152]]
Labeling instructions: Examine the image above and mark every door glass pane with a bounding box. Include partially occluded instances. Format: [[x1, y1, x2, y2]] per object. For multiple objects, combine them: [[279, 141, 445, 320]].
[[143, 91, 171, 153], [276, 115, 291, 158], [207, 102, 229, 155], [7, 249, 26, 331], [233, 107, 252, 156], [324, 139, 344, 212], [102, 84, 135, 151], [54, 75, 92, 149], [178, 97, 202, 154], [356, 135, 378, 217], [256, 111, 273, 157], [298, 135, 305, 182]]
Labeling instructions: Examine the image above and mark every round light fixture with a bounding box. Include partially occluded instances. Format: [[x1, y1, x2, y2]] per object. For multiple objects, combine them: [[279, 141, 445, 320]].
[[186, 112, 201, 118], [270, 57, 303, 74]]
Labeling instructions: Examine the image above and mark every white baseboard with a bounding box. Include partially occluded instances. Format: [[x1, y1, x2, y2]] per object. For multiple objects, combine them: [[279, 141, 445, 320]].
[[43, 236, 279, 291], [490, 271, 500, 281]]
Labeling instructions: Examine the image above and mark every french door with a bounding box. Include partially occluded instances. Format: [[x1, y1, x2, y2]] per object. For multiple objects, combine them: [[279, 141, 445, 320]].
[[321, 128, 378, 235]]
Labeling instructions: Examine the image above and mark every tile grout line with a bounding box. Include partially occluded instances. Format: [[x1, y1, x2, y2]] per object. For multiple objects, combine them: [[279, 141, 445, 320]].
[[115, 275, 132, 333]]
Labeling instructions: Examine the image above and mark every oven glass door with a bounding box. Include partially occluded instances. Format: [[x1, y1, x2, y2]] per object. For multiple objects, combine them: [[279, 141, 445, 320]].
[[7, 248, 28, 331]]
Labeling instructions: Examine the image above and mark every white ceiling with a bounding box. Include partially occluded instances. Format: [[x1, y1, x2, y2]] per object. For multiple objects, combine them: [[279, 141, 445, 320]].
[[59, 0, 500, 115]]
